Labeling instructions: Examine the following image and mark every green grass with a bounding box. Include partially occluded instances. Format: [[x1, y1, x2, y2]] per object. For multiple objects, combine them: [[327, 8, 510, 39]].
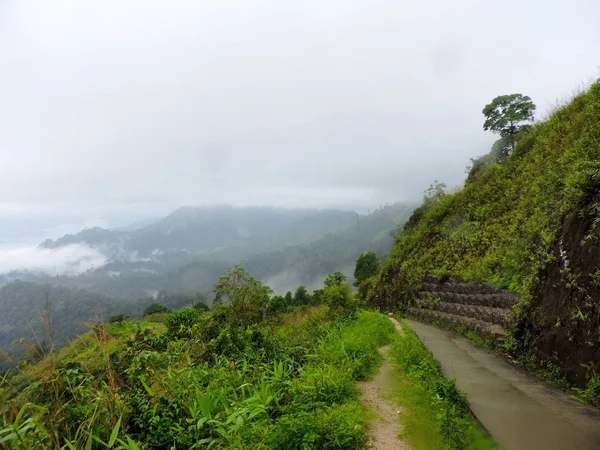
[[0, 309, 399, 449], [388, 322, 499, 450]]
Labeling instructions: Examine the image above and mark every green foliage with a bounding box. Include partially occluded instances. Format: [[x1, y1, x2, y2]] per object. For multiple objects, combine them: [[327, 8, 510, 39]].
[[267, 402, 366, 449], [164, 308, 199, 339], [578, 373, 600, 407], [214, 265, 272, 327], [109, 313, 129, 323], [353, 252, 379, 287], [1, 303, 402, 448], [193, 301, 210, 312], [369, 80, 600, 397], [267, 295, 287, 314], [482, 93, 536, 137], [143, 303, 169, 317], [1, 203, 416, 364], [404, 181, 447, 231], [293, 286, 311, 306], [284, 291, 293, 307], [370, 81, 600, 306], [324, 272, 347, 287], [466, 136, 514, 183]]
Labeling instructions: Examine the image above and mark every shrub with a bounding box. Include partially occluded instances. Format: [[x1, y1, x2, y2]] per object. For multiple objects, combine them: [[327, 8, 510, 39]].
[[164, 308, 199, 339], [143, 303, 169, 317], [109, 313, 128, 323]]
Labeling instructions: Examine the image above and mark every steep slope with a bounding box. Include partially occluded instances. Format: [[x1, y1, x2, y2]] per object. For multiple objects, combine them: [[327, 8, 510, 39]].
[[367, 80, 600, 390]]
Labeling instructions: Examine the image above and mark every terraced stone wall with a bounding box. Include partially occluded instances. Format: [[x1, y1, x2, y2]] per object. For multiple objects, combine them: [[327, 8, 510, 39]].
[[408, 275, 518, 345]]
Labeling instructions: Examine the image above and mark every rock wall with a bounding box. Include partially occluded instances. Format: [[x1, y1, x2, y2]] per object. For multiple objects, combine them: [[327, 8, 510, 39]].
[[409, 275, 517, 345]]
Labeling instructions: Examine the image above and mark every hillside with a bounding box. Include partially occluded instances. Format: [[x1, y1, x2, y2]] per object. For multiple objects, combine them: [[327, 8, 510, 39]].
[[245, 203, 415, 292], [0, 282, 172, 366], [12, 204, 413, 300], [366, 80, 600, 391], [40, 206, 359, 260]]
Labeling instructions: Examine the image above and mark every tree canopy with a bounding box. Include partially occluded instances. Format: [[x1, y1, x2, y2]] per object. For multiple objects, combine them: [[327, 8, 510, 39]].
[[482, 94, 536, 137], [353, 252, 379, 287]]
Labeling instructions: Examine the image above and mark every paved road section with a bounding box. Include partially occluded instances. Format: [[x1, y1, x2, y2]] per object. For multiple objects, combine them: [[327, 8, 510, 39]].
[[405, 319, 600, 450]]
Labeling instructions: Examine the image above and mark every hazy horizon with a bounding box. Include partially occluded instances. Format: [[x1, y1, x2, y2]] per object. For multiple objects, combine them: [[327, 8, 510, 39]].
[[1, 0, 599, 243]]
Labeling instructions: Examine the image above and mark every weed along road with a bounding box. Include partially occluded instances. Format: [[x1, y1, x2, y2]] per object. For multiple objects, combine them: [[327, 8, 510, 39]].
[[405, 319, 600, 450]]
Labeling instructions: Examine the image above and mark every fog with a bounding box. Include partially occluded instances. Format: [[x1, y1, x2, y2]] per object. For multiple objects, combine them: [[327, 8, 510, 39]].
[[265, 264, 356, 296], [1, 0, 599, 240], [0, 244, 107, 275]]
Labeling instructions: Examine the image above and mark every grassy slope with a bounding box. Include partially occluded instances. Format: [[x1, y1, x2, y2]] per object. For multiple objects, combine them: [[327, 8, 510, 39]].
[[366, 81, 600, 344], [0, 309, 396, 449]]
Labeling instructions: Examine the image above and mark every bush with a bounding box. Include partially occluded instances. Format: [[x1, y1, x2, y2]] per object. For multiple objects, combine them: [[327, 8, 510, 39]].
[[269, 402, 366, 449], [108, 313, 128, 323], [143, 303, 169, 317], [321, 284, 356, 317], [267, 295, 287, 314], [164, 308, 199, 339], [193, 301, 210, 312]]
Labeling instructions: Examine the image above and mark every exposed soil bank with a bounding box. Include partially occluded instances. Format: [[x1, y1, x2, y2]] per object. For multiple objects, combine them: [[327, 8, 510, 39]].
[[519, 215, 600, 387]]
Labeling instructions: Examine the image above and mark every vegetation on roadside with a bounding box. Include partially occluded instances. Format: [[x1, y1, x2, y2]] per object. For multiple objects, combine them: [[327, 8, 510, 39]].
[[0, 266, 403, 449]]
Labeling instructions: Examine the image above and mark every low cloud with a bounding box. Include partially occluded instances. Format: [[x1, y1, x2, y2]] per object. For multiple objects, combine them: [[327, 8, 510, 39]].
[[264, 263, 356, 295], [0, 244, 108, 275]]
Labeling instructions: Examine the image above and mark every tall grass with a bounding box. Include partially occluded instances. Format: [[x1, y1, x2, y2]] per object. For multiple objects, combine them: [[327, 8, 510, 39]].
[[0, 309, 397, 449]]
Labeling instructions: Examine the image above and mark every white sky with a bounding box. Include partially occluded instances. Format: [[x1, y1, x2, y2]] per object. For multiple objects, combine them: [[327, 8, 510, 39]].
[[1, 0, 599, 240]]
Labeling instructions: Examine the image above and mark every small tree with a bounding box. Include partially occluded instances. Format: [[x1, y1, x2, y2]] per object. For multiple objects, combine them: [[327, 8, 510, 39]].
[[353, 252, 379, 287], [482, 94, 536, 138], [267, 295, 287, 315], [312, 288, 324, 305], [214, 265, 272, 326], [284, 291, 294, 306], [324, 272, 347, 288], [293, 286, 311, 306], [404, 181, 447, 231], [143, 303, 169, 317], [193, 301, 210, 312]]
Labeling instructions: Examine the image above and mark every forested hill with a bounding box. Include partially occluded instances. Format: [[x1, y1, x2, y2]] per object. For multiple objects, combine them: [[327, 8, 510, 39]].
[[365, 80, 600, 390], [245, 203, 415, 292], [0, 281, 206, 368], [40, 205, 359, 261], [0, 282, 115, 360]]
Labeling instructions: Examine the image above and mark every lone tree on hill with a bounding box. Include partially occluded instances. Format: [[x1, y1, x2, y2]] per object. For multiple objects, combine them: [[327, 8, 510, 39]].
[[482, 93, 536, 138]]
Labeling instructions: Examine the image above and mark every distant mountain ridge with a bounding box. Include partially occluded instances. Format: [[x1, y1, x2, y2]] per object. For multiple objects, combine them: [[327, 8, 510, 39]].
[[41, 205, 359, 261], [0, 202, 415, 361]]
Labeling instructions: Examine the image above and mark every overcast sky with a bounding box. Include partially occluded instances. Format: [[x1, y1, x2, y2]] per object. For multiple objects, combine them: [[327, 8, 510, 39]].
[[1, 0, 599, 240]]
